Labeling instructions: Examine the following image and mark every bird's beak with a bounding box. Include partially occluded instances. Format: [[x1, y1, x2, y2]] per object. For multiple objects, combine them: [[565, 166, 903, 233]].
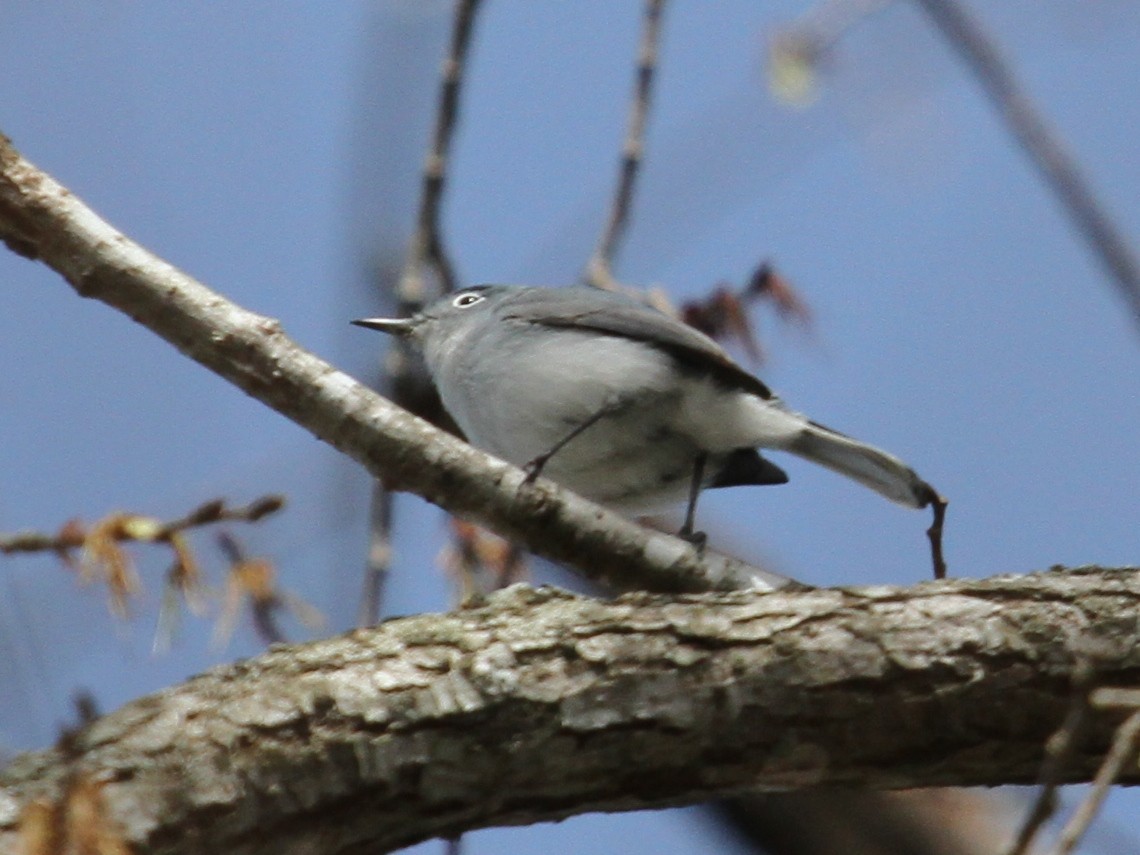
[[351, 317, 419, 337]]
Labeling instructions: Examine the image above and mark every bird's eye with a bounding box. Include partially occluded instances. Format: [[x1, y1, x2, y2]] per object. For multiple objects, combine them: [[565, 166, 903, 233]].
[[452, 292, 486, 308]]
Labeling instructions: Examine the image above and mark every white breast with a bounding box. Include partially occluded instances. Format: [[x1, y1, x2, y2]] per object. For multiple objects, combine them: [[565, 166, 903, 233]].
[[426, 321, 807, 511]]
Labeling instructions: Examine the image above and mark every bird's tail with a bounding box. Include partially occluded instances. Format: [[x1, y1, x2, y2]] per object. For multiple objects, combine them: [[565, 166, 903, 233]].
[[786, 420, 939, 509]]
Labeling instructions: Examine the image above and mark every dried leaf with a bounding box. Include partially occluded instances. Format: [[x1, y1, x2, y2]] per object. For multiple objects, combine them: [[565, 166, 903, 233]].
[[750, 262, 812, 326], [80, 514, 141, 618], [439, 520, 528, 599]]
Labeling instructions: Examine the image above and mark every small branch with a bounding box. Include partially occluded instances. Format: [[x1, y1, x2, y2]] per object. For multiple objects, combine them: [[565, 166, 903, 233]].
[[584, 0, 667, 291], [1, 496, 286, 628], [1048, 707, 1140, 855], [357, 479, 394, 627], [398, 0, 482, 303], [1005, 660, 1095, 855], [0, 135, 790, 598], [915, 0, 1140, 333], [3, 569, 1140, 855], [926, 493, 948, 579], [362, 0, 485, 627], [0, 495, 284, 556]]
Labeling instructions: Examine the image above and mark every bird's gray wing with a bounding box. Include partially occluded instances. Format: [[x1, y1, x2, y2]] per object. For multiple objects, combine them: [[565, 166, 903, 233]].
[[499, 287, 774, 400]]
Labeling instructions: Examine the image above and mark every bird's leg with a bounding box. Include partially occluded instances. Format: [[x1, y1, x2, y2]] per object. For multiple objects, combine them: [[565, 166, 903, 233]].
[[678, 452, 708, 549], [523, 406, 614, 483]]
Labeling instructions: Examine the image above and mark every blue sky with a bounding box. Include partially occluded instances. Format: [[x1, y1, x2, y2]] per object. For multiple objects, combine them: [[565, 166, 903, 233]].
[[1, 3, 1138, 853]]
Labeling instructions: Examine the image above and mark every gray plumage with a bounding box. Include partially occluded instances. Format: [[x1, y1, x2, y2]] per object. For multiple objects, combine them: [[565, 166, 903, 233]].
[[354, 285, 938, 516]]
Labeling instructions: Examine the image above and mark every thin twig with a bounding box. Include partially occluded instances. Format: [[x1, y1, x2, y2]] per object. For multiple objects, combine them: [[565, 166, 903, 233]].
[[1048, 708, 1140, 855], [915, 0, 1140, 333], [584, 0, 667, 291], [357, 479, 394, 627], [926, 493, 948, 579], [156, 495, 284, 538], [0, 495, 285, 555], [398, 0, 481, 303], [361, 0, 484, 628], [1005, 660, 1096, 855]]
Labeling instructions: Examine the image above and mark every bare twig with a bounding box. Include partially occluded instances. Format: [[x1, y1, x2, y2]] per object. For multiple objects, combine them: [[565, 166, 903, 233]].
[[927, 492, 948, 579], [357, 479, 394, 628], [1048, 708, 1140, 855], [915, 0, 1140, 333], [0, 495, 285, 556], [398, 0, 481, 302], [2, 496, 284, 624], [584, 0, 667, 291], [361, 0, 484, 628], [1005, 660, 1096, 855]]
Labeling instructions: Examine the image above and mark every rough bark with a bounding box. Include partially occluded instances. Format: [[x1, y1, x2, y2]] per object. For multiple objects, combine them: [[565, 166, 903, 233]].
[[2, 569, 1139, 855]]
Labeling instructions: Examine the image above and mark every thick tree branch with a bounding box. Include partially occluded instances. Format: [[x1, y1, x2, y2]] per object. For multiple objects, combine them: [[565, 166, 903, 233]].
[[2, 569, 1139, 855], [0, 133, 790, 597]]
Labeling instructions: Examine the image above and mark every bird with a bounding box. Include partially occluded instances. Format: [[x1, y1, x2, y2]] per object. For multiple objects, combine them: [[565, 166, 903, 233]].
[[354, 284, 942, 548]]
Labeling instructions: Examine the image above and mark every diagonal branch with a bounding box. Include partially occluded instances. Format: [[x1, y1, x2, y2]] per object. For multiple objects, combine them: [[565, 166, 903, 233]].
[[915, 0, 1140, 333], [584, 0, 667, 290], [2, 569, 1140, 855], [1048, 699, 1140, 855], [0, 134, 790, 598], [1004, 660, 1095, 855]]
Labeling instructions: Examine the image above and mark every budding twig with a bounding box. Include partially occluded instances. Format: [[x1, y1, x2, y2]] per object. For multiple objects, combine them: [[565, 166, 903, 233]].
[[0, 495, 285, 556], [0, 495, 285, 621]]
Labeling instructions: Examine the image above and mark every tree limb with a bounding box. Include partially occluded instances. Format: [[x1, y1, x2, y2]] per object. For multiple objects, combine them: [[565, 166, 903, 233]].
[[0, 132, 790, 597], [2, 568, 1139, 855]]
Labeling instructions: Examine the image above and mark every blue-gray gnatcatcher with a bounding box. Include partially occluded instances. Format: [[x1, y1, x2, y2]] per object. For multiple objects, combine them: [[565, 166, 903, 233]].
[[354, 285, 945, 567]]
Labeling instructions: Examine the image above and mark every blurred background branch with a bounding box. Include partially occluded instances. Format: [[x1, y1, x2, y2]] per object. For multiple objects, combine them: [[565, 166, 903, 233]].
[[359, 0, 484, 627], [584, 0, 667, 291], [915, 0, 1140, 332]]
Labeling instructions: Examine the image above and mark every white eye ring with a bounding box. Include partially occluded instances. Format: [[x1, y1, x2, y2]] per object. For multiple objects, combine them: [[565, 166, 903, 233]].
[[452, 292, 486, 308]]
